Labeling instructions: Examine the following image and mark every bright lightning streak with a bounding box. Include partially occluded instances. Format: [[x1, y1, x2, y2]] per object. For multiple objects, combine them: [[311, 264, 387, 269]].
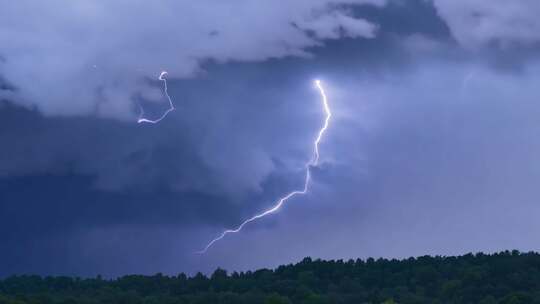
[[138, 71, 175, 124], [197, 79, 331, 254]]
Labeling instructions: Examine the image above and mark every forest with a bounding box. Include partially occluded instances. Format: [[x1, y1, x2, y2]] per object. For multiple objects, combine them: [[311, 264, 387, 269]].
[[1, 251, 539, 304]]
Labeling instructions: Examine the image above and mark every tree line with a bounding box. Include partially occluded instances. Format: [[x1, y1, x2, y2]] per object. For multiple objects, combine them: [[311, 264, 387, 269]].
[[1, 250, 540, 303]]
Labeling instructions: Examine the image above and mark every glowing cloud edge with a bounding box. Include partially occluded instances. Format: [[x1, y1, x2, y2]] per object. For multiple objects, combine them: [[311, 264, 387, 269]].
[[197, 79, 331, 254]]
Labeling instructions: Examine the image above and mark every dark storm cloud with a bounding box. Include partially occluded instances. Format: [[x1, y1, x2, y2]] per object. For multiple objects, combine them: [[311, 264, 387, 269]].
[[1, 0, 540, 277]]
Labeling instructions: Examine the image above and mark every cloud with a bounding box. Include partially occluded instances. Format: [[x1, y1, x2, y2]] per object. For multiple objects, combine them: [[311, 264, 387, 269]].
[[296, 10, 377, 40], [0, 0, 382, 119], [3, 1, 540, 276], [0, 1, 449, 209], [432, 0, 540, 48]]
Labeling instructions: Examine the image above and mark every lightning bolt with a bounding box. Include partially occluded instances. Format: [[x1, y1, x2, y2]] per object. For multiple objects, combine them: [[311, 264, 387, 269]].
[[138, 71, 175, 124], [197, 80, 331, 254]]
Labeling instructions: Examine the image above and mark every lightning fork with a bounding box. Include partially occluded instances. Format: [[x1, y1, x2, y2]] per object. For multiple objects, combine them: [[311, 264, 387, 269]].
[[197, 79, 331, 254], [138, 71, 175, 124]]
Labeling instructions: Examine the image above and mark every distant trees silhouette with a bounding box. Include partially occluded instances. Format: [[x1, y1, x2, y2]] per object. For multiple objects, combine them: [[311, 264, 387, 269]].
[[1, 250, 540, 303]]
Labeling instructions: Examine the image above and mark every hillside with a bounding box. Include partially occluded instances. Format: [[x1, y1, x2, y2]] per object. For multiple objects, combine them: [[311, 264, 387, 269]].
[[1, 251, 539, 304]]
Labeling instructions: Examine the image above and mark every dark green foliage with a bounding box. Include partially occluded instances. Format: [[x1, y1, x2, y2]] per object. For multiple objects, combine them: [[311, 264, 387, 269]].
[[2, 251, 540, 303]]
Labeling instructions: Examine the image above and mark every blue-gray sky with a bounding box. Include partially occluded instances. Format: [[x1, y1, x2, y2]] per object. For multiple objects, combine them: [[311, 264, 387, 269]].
[[1, 0, 540, 277]]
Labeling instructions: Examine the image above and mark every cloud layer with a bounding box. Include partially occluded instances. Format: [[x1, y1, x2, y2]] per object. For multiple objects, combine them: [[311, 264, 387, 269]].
[[432, 0, 540, 48], [3, 0, 539, 120], [0, 0, 382, 119]]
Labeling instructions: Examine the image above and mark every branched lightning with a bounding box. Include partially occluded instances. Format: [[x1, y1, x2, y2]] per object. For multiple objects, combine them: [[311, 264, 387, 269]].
[[138, 71, 175, 124], [197, 80, 331, 254]]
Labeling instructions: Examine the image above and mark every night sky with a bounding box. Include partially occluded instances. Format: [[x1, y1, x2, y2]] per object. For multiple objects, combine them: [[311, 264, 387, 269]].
[[1, 0, 540, 277]]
